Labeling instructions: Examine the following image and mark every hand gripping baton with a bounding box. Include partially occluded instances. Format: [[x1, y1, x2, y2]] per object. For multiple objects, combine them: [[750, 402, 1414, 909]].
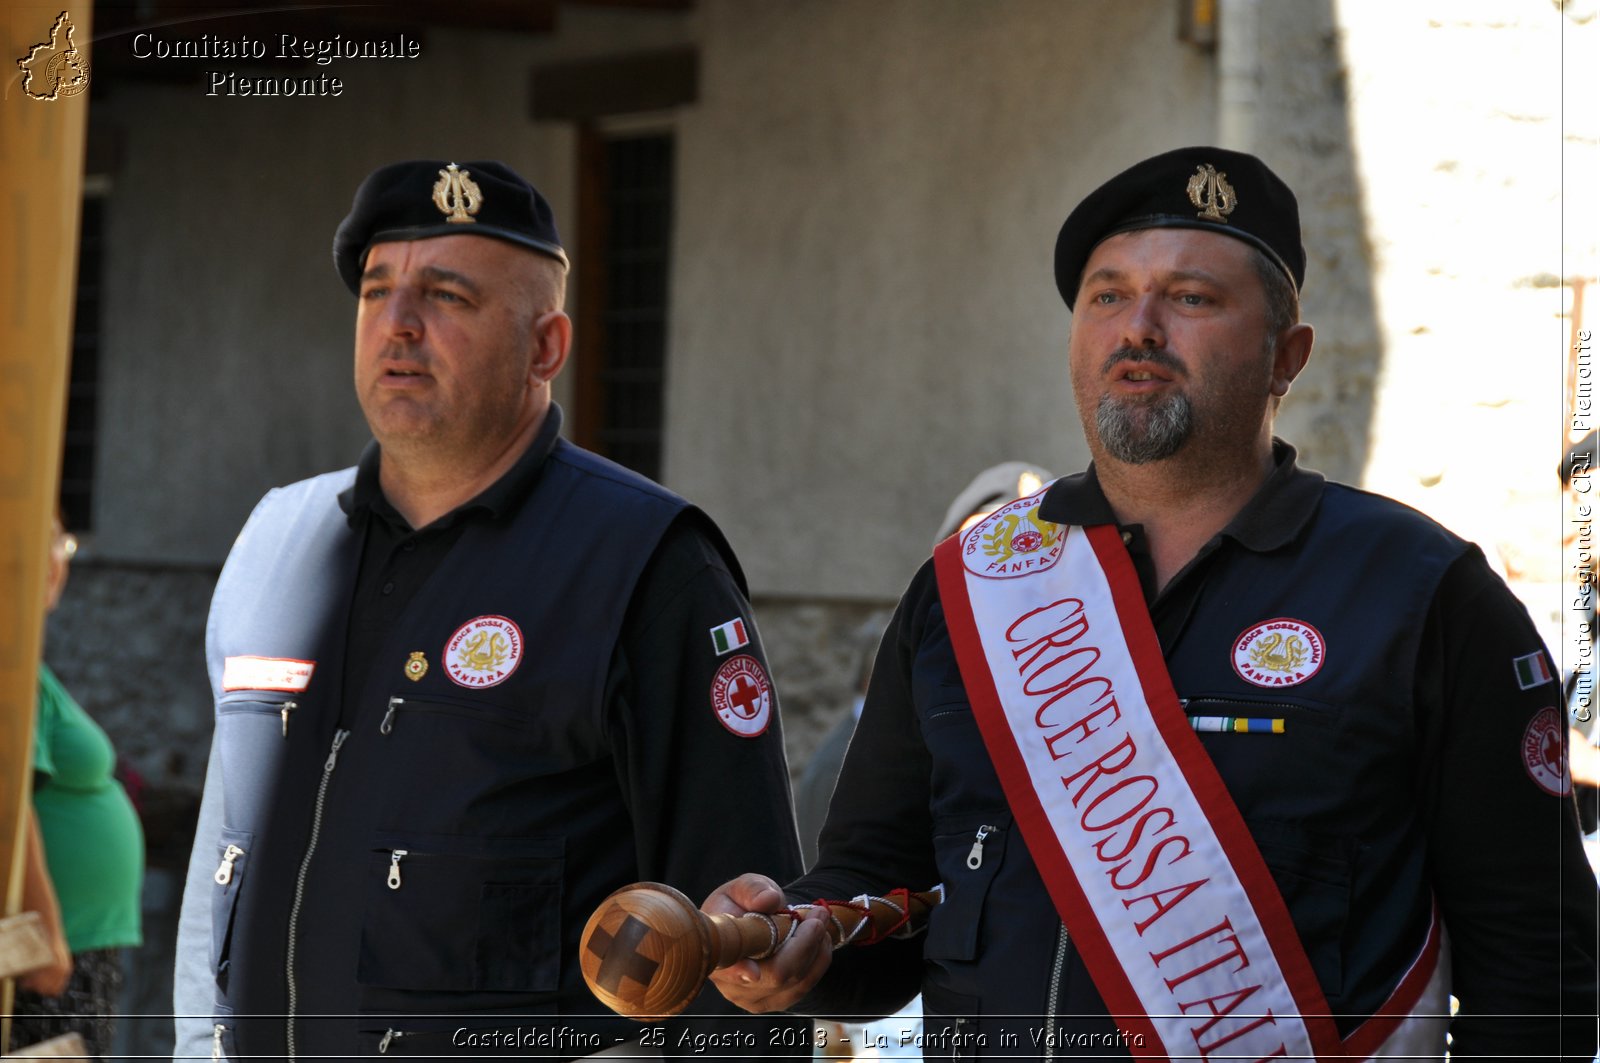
[[579, 880, 942, 1021]]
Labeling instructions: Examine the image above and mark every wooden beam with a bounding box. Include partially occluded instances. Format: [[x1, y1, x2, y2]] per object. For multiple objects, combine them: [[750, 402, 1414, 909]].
[[95, 0, 557, 36], [531, 46, 697, 121], [1, 3, 89, 1039]]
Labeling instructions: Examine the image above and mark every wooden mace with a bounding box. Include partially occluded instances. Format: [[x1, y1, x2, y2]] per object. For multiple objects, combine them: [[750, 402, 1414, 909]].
[[579, 881, 941, 1021]]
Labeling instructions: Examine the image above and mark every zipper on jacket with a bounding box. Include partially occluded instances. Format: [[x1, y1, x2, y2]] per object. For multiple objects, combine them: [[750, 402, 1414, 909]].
[[378, 692, 520, 734], [285, 728, 349, 1062], [378, 1028, 405, 1054], [212, 1023, 225, 1062], [380, 696, 402, 735], [387, 849, 408, 889], [280, 699, 298, 738], [213, 844, 245, 886], [965, 824, 997, 870], [1179, 696, 1307, 716], [1044, 922, 1069, 1062]]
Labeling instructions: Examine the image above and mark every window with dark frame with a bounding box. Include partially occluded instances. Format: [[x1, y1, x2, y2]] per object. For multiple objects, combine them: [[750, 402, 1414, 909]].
[[574, 131, 674, 483], [530, 46, 696, 482]]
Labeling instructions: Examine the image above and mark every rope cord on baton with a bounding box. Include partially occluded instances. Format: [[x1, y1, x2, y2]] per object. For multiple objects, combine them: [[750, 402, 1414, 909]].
[[781, 888, 918, 949], [864, 887, 915, 943]]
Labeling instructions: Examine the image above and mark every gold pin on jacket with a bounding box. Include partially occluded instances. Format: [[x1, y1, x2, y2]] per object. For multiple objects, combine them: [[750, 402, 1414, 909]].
[[404, 652, 429, 682]]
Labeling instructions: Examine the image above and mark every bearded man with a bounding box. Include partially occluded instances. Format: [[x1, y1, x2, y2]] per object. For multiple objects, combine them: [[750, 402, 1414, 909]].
[[703, 147, 1599, 1061]]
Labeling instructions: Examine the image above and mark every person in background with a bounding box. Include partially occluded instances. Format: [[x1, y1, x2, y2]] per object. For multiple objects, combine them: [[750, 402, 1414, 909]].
[[8, 518, 145, 1059]]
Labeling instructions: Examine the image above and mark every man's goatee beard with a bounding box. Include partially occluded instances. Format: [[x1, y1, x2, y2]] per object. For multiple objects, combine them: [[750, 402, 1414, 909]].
[[1095, 392, 1194, 464]]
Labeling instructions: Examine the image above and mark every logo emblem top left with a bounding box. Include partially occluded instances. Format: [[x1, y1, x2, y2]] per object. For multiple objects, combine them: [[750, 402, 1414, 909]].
[[17, 12, 91, 101]]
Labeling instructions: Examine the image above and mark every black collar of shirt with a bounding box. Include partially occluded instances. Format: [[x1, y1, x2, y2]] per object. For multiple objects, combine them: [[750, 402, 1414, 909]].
[[337, 403, 566, 533], [1036, 437, 1325, 554]]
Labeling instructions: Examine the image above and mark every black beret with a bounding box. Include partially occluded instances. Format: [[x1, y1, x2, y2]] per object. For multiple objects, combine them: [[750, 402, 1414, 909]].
[[333, 159, 568, 294], [1054, 146, 1305, 308]]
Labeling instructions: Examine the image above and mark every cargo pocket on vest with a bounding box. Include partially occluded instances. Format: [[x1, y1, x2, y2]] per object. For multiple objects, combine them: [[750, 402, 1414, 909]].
[[210, 828, 253, 992], [923, 814, 1010, 963], [356, 832, 563, 993], [1250, 821, 1353, 998], [477, 882, 560, 990]]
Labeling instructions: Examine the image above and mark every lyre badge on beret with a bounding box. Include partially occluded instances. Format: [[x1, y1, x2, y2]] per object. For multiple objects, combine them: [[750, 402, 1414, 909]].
[[1186, 163, 1237, 222], [432, 163, 482, 224]]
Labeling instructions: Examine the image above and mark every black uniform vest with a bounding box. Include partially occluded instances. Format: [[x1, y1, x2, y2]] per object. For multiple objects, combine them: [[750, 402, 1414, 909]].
[[203, 441, 705, 1057], [915, 481, 1470, 1053]]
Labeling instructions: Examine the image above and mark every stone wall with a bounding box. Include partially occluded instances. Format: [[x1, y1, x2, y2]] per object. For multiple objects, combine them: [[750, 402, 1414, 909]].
[[750, 596, 897, 780]]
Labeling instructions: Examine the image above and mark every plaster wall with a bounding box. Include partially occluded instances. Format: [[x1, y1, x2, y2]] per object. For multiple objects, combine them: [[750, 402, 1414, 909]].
[[670, 0, 1217, 598], [1330, 0, 1597, 648]]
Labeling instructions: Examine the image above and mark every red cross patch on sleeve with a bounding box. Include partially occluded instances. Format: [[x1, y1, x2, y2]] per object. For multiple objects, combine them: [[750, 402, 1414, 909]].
[[710, 655, 772, 738], [1522, 706, 1571, 797]]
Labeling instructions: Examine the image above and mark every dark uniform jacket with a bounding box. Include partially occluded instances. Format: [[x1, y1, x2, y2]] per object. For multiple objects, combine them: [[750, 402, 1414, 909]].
[[175, 411, 806, 1060], [792, 443, 1599, 1061]]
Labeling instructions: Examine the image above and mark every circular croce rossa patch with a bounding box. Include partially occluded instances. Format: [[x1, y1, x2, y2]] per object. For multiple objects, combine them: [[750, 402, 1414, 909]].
[[1231, 617, 1325, 688], [710, 654, 772, 737], [444, 615, 523, 689], [1521, 706, 1571, 798]]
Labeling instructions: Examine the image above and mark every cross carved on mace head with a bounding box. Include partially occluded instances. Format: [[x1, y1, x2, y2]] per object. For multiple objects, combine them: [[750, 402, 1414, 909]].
[[587, 913, 661, 993]]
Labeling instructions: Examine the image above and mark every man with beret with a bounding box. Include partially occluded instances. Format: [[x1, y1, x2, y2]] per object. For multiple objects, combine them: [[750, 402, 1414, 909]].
[[702, 147, 1599, 1059], [172, 160, 807, 1060]]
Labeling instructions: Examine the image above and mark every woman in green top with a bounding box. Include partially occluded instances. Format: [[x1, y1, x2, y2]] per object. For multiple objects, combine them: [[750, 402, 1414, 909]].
[[9, 521, 144, 1059]]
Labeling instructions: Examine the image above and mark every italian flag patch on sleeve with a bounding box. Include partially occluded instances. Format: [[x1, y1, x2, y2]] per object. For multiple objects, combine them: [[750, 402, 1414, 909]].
[[1513, 651, 1553, 690], [710, 618, 749, 656]]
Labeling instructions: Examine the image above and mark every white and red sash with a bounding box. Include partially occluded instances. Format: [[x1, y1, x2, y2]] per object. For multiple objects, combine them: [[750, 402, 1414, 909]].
[[932, 489, 1449, 1061]]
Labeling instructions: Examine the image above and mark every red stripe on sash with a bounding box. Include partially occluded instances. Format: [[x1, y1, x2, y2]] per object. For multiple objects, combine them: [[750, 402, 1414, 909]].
[[1081, 524, 1342, 1053], [936, 524, 1353, 1058], [935, 531, 1161, 1057]]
